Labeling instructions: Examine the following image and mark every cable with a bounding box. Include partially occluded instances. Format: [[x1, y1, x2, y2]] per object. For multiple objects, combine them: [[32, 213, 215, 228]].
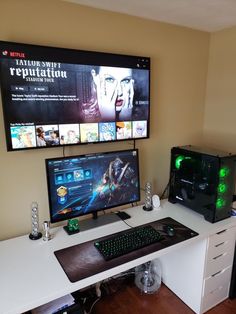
[[62, 145, 66, 157], [88, 297, 101, 314], [121, 219, 134, 228], [160, 172, 175, 200], [160, 182, 169, 200], [112, 210, 134, 228]]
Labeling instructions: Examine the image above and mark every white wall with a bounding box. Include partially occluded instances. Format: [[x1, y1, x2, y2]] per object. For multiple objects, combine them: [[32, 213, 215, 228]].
[[0, 0, 209, 239]]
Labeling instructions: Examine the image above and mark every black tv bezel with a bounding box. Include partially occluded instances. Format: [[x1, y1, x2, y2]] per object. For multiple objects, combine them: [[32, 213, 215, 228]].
[[45, 149, 141, 224], [0, 40, 151, 152]]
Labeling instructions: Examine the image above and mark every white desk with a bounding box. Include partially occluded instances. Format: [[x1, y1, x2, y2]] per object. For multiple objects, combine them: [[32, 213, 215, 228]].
[[1, 200, 236, 314]]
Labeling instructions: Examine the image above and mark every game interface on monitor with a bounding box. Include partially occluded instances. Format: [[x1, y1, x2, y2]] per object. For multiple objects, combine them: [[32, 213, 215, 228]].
[[46, 149, 140, 223]]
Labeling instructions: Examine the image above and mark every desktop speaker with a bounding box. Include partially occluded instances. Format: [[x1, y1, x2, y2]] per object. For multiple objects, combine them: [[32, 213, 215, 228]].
[[168, 145, 236, 223], [29, 201, 42, 240], [143, 182, 153, 211]]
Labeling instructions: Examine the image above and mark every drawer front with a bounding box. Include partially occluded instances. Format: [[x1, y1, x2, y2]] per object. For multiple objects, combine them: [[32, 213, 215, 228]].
[[201, 283, 229, 313], [208, 227, 235, 249], [204, 266, 232, 296], [207, 227, 236, 261], [207, 238, 235, 260], [205, 251, 234, 277]]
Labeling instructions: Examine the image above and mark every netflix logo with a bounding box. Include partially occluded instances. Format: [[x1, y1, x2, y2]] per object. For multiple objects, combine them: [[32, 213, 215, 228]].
[[9, 51, 25, 58], [1, 50, 26, 58]]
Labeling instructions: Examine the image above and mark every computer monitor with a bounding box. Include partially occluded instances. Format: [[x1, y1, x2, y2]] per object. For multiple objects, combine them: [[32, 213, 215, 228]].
[[45, 149, 140, 231]]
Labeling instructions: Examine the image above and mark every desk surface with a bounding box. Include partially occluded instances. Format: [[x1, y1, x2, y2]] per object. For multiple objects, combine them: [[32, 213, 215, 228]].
[[1, 200, 236, 314], [54, 217, 199, 282]]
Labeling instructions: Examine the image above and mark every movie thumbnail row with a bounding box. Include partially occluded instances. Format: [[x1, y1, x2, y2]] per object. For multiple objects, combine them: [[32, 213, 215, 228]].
[[10, 121, 148, 149]]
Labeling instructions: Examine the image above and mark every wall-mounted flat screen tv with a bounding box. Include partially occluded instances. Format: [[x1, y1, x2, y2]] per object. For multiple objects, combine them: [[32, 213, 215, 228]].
[[0, 41, 150, 151]]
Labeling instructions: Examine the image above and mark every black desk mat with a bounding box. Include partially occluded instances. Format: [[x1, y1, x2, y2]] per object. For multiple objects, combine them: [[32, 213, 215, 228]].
[[54, 217, 198, 283]]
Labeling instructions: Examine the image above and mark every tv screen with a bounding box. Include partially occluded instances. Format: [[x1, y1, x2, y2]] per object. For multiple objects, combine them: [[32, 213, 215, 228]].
[[46, 149, 140, 223], [0, 41, 150, 151]]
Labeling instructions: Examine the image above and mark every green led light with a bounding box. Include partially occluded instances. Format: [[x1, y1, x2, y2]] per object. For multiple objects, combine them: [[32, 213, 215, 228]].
[[217, 183, 227, 194], [219, 167, 230, 178], [216, 197, 226, 209], [175, 155, 185, 169]]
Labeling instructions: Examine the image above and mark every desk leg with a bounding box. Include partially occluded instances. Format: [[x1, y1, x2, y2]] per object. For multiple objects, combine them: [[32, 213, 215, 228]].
[[158, 239, 207, 314]]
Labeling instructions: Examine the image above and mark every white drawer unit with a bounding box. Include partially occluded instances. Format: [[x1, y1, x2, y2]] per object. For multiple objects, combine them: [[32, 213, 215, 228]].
[[205, 227, 235, 277], [207, 227, 235, 259], [205, 250, 234, 277], [204, 266, 232, 296], [201, 283, 229, 313], [201, 226, 236, 313]]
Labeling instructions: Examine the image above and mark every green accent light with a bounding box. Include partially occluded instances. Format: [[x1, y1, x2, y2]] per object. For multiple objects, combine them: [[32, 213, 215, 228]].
[[217, 183, 227, 194], [219, 167, 230, 178], [216, 197, 226, 209], [175, 155, 185, 169]]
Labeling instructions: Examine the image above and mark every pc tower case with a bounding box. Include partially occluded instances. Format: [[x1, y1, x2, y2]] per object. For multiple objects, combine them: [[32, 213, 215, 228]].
[[168, 145, 236, 223]]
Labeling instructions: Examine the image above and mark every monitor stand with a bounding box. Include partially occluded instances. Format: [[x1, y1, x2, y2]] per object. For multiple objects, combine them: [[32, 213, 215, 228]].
[[78, 212, 122, 232]]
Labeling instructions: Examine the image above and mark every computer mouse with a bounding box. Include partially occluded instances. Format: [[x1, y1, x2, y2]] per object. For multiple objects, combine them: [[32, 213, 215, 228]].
[[163, 225, 175, 237]]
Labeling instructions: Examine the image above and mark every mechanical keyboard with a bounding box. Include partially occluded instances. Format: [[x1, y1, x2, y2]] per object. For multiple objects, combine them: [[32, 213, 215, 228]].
[[94, 224, 164, 261]]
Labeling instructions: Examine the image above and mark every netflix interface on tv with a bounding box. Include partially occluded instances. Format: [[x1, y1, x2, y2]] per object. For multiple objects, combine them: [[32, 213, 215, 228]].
[[0, 41, 150, 151]]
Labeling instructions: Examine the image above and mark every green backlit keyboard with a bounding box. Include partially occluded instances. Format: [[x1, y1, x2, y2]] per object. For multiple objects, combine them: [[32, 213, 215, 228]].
[[94, 225, 164, 261]]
